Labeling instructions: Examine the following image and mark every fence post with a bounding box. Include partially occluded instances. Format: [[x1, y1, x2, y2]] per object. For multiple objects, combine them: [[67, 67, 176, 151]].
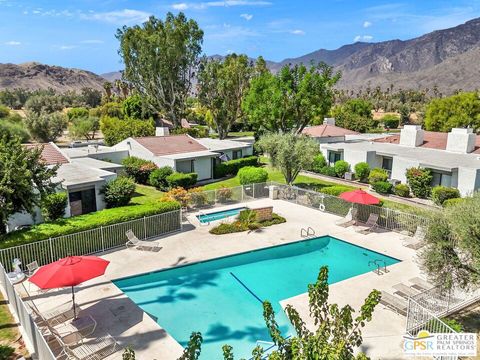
[[143, 216, 147, 239], [241, 185, 244, 202], [252, 183, 255, 199], [48, 237, 54, 262], [100, 226, 105, 252], [179, 209, 183, 231]]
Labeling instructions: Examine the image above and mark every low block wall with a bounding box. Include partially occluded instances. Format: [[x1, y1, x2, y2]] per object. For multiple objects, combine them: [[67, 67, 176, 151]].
[[250, 206, 273, 222]]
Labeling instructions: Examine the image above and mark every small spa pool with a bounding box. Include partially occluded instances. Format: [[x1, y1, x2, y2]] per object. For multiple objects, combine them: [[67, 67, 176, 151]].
[[196, 207, 247, 224], [114, 236, 400, 359]]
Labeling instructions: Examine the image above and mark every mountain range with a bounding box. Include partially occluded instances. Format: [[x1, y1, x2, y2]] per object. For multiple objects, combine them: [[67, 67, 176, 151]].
[[1, 18, 480, 93]]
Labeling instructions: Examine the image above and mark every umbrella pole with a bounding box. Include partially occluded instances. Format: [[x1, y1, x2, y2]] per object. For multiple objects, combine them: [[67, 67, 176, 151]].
[[72, 286, 77, 319]]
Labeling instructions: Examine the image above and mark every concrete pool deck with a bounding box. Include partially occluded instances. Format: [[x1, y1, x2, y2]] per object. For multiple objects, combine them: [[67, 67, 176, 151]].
[[20, 198, 425, 359]]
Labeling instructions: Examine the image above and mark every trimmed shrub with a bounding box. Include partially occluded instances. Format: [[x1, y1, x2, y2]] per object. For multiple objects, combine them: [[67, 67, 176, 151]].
[[334, 160, 350, 178], [188, 187, 212, 208], [354, 162, 370, 182], [372, 181, 392, 194], [311, 154, 327, 173], [166, 172, 198, 189], [209, 213, 286, 235], [238, 166, 268, 185], [368, 168, 388, 185], [162, 187, 191, 207], [214, 156, 258, 178], [216, 187, 233, 203], [442, 198, 465, 208], [319, 166, 337, 177], [406, 167, 432, 198], [102, 177, 136, 208], [394, 184, 410, 197], [1, 201, 180, 248], [431, 186, 460, 206], [122, 157, 158, 184], [41, 193, 68, 221], [148, 166, 174, 190], [319, 186, 352, 196], [381, 114, 400, 129]]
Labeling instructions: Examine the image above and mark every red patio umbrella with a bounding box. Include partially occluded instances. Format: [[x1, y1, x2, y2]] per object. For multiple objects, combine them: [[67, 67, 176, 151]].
[[29, 256, 110, 318], [339, 189, 380, 205]]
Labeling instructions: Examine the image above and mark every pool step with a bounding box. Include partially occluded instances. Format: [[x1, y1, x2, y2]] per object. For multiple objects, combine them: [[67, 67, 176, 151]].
[[368, 259, 390, 275]]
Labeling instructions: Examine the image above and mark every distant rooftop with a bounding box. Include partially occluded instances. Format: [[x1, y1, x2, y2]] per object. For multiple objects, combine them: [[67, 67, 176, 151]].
[[302, 124, 359, 137], [374, 131, 480, 154], [195, 138, 251, 151], [24, 143, 69, 165], [133, 135, 208, 156]]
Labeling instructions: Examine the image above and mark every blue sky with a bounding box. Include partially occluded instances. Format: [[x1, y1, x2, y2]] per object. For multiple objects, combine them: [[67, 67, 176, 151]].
[[1, 0, 480, 74]]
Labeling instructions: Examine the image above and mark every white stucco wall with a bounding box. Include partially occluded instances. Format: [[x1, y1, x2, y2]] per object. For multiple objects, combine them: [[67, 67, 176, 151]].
[[152, 157, 176, 169], [456, 167, 480, 196], [88, 150, 129, 165], [115, 138, 156, 162], [390, 157, 420, 183], [191, 156, 213, 180]]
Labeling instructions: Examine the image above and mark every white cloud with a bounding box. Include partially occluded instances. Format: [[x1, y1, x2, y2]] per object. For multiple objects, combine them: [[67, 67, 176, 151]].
[[290, 29, 305, 35], [240, 13, 253, 20], [363, 20, 372, 28], [171, 1, 271, 10], [59, 45, 77, 50], [80, 39, 104, 44], [4, 41, 21, 46], [81, 9, 150, 24], [353, 35, 373, 42]]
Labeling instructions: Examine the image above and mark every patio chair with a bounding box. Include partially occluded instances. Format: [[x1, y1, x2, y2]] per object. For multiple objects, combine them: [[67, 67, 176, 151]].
[[392, 283, 421, 299], [354, 213, 379, 234], [402, 226, 426, 250], [56, 333, 117, 360], [125, 230, 161, 251], [409, 277, 433, 291], [28, 300, 81, 328], [25, 260, 39, 276], [335, 208, 358, 227], [44, 314, 97, 347], [379, 291, 407, 316]]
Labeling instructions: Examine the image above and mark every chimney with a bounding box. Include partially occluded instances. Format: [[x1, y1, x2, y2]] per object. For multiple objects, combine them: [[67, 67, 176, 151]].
[[400, 125, 424, 147], [155, 127, 170, 137], [446, 128, 476, 153], [323, 117, 335, 126]]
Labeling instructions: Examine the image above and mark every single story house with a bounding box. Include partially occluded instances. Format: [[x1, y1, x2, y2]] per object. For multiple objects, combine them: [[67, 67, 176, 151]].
[[320, 125, 480, 196], [114, 134, 253, 181], [7, 143, 120, 232], [302, 118, 359, 145]]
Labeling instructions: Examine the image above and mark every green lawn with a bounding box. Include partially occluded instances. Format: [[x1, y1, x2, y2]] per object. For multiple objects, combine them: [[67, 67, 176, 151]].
[[0, 292, 29, 357], [131, 184, 165, 205]]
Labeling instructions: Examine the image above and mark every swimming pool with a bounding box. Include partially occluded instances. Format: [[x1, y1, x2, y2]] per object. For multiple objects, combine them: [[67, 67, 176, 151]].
[[197, 207, 247, 224], [114, 236, 400, 359]]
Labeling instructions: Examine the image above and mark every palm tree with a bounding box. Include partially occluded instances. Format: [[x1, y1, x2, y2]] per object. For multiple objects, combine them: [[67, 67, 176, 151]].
[[103, 81, 112, 102], [120, 81, 129, 99]]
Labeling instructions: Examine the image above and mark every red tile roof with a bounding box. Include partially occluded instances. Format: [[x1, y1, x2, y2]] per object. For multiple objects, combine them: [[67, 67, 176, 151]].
[[24, 143, 69, 165], [302, 124, 359, 137], [374, 131, 480, 154], [134, 135, 208, 156]]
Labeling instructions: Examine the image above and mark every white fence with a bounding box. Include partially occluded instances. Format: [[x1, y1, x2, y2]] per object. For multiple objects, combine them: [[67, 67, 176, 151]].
[[0, 263, 56, 360], [0, 210, 182, 272]]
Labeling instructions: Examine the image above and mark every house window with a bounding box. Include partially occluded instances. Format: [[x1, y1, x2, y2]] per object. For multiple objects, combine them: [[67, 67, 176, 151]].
[[431, 170, 452, 187], [232, 150, 242, 160], [176, 160, 194, 174], [382, 157, 393, 171], [69, 188, 97, 216], [328, 151, 342, 165]]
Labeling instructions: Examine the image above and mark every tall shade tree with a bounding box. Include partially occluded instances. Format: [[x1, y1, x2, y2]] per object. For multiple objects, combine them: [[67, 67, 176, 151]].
[[197, 54, 253, 139], [117, 13, 204, 128], [424, 92, 480, 132], [180, 266, 380, 360], [420, 193, 480, 290], [0, 137, 58, 234], [332, 99, 376, 133], [257, 133, 319, 184], [243, 62, 340, 134]]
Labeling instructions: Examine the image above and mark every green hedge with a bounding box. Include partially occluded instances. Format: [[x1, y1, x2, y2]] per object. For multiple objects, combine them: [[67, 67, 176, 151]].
[[431, 186, 460, 206], [319, 186, 352, 196], [238, 166, 269, 185], [0, 201, 180, 249], [394, 184, 410, 197], [166, 172, 198, 188], [209, 213, 286, 235], [372, 181, 392, 194], [214, 156, 258, 178]]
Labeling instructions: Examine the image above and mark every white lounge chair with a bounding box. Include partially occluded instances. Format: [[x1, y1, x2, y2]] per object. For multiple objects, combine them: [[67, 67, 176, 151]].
[[380, 291, 407, 316], [402, 226, 426, 250], [409, 277, 433, 291], [44, 315, 97, 346], [28, 301, 80, 327], [25, 260, 39, 276], [393, 283, 421, 299], [56, 333, 117, 360], [354, 213, 379, 234], [125, 230, 161, 251], [335, 208, 358, 227]]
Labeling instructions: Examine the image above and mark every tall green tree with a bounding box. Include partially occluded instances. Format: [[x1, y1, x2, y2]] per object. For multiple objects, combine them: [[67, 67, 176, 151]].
[[0, 137, 58, 234], [332, 99, 375, 133], [100, 116, 155, 146], [243, 62, 340, 134], [24, 111, 67, 142], [197, 54, 253, 139], [424, 92, 480, 132], [420, 193, 480, 290], [180, 266, 380, 360], [117, 13, 204, 128], [257, 133, 319, 184]]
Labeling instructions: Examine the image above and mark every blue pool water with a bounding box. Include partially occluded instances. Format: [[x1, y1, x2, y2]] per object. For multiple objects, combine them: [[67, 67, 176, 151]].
[[197, 207, 247, 224], [114, 236, 399, 359]]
